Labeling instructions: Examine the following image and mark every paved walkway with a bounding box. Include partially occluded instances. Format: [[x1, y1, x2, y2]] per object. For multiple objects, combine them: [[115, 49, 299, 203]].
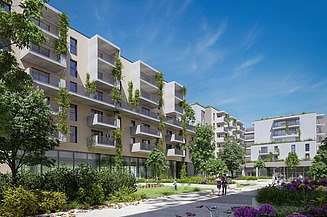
[[75, 184, 265, 217]]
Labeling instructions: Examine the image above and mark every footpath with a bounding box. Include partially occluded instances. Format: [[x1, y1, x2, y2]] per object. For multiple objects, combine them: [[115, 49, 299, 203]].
[[75, 181, 270, 217]]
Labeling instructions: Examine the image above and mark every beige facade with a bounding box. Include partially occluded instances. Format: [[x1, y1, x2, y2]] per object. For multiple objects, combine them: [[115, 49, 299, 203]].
[[10, 2, 195, 178]]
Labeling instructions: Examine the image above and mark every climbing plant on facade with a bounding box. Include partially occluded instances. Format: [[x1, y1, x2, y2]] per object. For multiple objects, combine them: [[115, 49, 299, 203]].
[[57, 74, 70, 135], [155, 72, 164, 108], [111, 53, 123, 104], [180, 86, 188, 178], [85, 72, 96, 97], [114, 113, 123, 171], [127, 81, 140, 106], [55, 11, 69, 60]]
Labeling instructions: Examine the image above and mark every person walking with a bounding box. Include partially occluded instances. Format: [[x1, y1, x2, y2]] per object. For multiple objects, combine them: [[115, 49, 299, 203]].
[[173, 178, 177, 191], [216, 176, 222, 196], [222, 176, 228, 196]]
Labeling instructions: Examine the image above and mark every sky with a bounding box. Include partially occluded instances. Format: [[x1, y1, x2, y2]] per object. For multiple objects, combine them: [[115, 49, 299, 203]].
[[50, 0, 327, 127]]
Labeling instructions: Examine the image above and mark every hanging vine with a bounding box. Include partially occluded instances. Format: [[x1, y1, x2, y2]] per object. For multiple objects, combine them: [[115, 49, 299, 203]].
[[133, 89, 140, 106], [155, 72, 164, 108], [85, 72, 96, 97], [111, 53, 123, 104], [114, 113, 123, 171], [55, 11, 69, 60], [57, 83, 71, 135], [128, 81, 133, 103], [180, 86, 187, 179]]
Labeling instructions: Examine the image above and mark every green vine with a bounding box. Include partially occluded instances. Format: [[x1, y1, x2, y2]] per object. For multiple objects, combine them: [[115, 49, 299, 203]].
[[114, 127, 123, 171], [180, 86, 187, 178], [85, 72, 96, 97], [155, 72, 164, 108], [57, 86, 71, 135], [87, 135, 96, 150], [133, 89, 140, 106], [111, 87, 122, 104], [128, 81, 133, 103], [112, 53, 122, 81], [55, 11, 69, 60]]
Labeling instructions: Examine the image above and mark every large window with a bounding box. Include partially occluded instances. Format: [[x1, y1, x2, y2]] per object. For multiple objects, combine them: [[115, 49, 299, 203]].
[[70, 60, 77, 77], [70, 126, 77, 143], [70, 104, 77, 121], [31, 68, 49, 83], [70, 37, 77, 55]]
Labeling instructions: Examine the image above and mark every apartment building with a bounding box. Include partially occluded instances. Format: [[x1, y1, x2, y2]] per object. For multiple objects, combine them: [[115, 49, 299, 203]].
[[191, 103, 246, 157], [245, 112, 326, 178], [9, 2, 195, 178]]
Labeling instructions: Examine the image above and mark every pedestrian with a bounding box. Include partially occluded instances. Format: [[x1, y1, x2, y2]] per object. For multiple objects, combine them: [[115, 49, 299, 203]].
[[216, 176, 222, 196], [222, 176, 228, 195], [173, 178, 177, 191], [277, 175, 281, 185], [298, 174, 303, 182]]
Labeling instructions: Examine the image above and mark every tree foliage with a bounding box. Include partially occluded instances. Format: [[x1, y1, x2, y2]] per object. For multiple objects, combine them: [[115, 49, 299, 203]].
[[309, 138, 327, 179], [254, 160, 266, 176], [285, 151, 300, 170], [219, 141, 245, 177], [188, 124, 215, 174], [114, 127, 123, 171], [146, 148, 165, 179], [54, 11, 69, 59], [206, 158, 228, 176]]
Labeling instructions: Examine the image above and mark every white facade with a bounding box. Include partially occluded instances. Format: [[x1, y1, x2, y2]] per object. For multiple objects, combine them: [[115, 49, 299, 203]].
[[250, 112, 326, 161], [190, 103, 205, 126]]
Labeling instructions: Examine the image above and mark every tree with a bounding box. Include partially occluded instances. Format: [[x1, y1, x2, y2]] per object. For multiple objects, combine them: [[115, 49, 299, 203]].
[[0, 87, 60, 184], [285, 151, 300, 179], [0, 0, 60, 184], [219, 141, 245, 177], [254, 160, 266, 177], [206, 158, 228, 176], [188, 124, 214, 174], [184, 103, 195, 125], [146, 148, 166, 179], [308, 138, 327, 179]]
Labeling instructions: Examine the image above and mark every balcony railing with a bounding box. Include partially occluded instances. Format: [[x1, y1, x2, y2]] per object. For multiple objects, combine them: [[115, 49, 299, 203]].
[[97, 71, 116, 86], [98, 49, 115, 65], [132, 142, 157, 152], [186, 124, 195, 131], [70, 83, 114, 105], [118, 102, 159, 119], [317, 119, 325, 124], [166, 134, 184, 143], [140, 72, 157, 87], [96, 136, 115, 146], [87, 114, 117, 127], [164, 117, 182, 127], [141, 91, 158, 103], [167, 148, 184, 156], [273, 120, 300, 127], [130, 125, 161, 137], [31, 17, 58, 37], [175, 91, 183, 100], [30, 68, 60, 88], [175, 105, 183, 114]]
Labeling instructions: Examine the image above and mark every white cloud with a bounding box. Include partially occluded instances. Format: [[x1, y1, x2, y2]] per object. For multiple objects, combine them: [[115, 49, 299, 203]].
[[232, 55, 263, 79], [243, 24, 261, 51]]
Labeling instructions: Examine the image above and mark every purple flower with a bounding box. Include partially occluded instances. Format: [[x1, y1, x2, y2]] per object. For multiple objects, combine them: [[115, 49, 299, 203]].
[[286, 214, 306, 217], [234, 206, 259, 217], [258, 204, 275, 216], [289, 186, 297, 192]]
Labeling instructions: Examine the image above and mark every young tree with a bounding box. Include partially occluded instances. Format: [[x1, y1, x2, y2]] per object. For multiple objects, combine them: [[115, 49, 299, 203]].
[[219, 141, 245, 177], [188, 124, 214, 175], [308, 138, 327, 179], [254, 160, 266, 177], [145, 148, 166, 179], [285, 152, 300, 179], [205, 158, 228, 176], [0, 87, 59, 183]]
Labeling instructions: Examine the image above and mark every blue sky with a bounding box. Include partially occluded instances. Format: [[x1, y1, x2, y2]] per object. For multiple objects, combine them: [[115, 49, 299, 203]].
[[50, 0, 327, 127]]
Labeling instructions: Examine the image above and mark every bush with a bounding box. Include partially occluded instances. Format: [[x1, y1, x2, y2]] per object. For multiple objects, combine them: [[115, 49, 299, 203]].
[[77, 184, 105, 206], [1, 186, 38, 217], [0, 173, 12, 201], [108, 186, 140, 202], [36, 190, 67, 214]]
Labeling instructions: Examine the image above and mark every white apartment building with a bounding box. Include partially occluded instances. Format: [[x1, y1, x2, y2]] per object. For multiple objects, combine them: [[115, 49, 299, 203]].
[[191, 103, 246, 157], [245, 112, 326, 177]]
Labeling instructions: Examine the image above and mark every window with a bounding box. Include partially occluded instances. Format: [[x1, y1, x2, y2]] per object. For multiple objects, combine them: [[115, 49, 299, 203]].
[[95, 91, 103, 101], [70, 82, 77, 92], [70, 104, 77, 121], [260, 147, 268, 153], [130, 120, 136, 126], [70, 60, 77, 77], [305, 153, 310, 159], [274, 129, 286, 136], [91, 109, 103, 121], [31, 68, 49, 83], [166, 130, 172, 135], [1, 3, 10, 12], [291, 144, 296, 152], [305, 143, 310, 152], [70, 126, 77, 143], [70, 38, 77, 55]]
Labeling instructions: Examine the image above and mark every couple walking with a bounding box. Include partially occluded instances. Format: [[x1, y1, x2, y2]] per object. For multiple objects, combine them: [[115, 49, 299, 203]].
[[216, 175, 228, 196]]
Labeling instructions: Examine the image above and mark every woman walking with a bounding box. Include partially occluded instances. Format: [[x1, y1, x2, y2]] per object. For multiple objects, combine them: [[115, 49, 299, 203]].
[[216, 176, 222, 196]]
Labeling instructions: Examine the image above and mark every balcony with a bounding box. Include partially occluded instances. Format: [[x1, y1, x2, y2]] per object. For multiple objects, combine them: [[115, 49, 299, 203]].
[[216, 127, 228, 133], [91, 135, 115, 149], [31, 17, 59, 39], [131, 142, 156, 153], [186, 124, 196, 132], [53, 132, 67, 142], [272, 132, 298, 139], [216, 117, 228, 124], [165, 134, 185, 144], [175, 91, 183, 101], [117, 102, 159, 120], [317, 119, 325, 126], [140, 90, 158, 108], [216, 137, 227, 143], [166, 149, 185, 157], [21, 43, 67, 73], [69, 83, 114, 108], [140, 72, 158, 87], [175, 105, 183, 114], [27, 68, 61, 96], [130, 125, 162, 139], [95, 71, 118, 90], [164, 117, 182, 128], [98, 49, 115, 66], [87, 114, 117, 129], [272, 120, 300, 129]]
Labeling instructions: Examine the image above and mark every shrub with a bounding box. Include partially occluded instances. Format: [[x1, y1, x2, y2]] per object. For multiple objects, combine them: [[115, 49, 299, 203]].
[[0, 173, 12, 201], [108, 186, 139, 202], [36, 190, 67, 214], [16, 170, 44, 190], [76, 184, 105, 206], [1, 186, 38, 217]]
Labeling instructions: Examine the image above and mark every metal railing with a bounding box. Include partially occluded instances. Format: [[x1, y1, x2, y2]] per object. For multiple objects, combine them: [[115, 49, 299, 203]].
[[98, 49, 115, 65], [175, 91, 183, 100], [96, 136, 115, 146], [70, 83, 114, 105], [139, 142, 157, 151], [31, 17, 58, 36], [141, 90, 158, 103], [31, 68, 60, 87], [98, 71, 116, 85], [175, 105, 183, 114], [164, 117, 182, 127], [140, 72, 157, 86], [87, 114, 116, 126]]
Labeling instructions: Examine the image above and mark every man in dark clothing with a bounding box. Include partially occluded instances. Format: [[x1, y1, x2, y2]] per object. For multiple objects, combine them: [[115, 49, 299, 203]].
[[222, 176, 228, 195]]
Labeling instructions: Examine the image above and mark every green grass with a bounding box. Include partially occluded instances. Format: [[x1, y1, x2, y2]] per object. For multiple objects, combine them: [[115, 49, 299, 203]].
[[134, 186, 211, 199]]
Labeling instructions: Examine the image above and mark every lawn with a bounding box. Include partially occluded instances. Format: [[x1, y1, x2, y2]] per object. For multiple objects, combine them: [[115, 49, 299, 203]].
[[134, 186, 211, 199]]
